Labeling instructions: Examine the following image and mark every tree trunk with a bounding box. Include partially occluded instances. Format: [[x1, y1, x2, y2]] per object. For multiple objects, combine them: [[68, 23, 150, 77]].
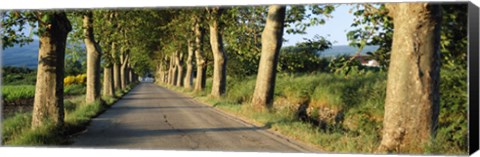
[[129, 65, 134, 84], [120, 52, 129, 90], [167, 55, 174, 85], [156, 62, 164, 84], [163, 58, 168, 83], [167, 60, 171, 84], [175, 51, 184, 87], [172, 54, 178, 86], [31, 12, 71, 128], [251, 5, 286, 110], [194, 19, 207, 92], [125, 66, 130, 85], [113, 61, 121, 91], [83, 12, 102, 104], [209, 8, 227, 97], [184, 39, 194, 89], [377, 3, 442, 153], [103, 66, 114, 97]]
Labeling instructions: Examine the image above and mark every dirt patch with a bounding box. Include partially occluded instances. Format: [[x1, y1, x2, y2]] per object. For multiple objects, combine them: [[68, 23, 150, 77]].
[[2, 99, 34, 118]]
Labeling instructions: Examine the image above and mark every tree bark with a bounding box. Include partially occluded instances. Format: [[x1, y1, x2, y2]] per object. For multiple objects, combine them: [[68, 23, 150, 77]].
[[103, 66, 114, 97], [163, 56, 169, 83], [120, 52, 129, 90], [112, 43, 121, 92], [194, 18, 207, 92], [31, 12, 72, 128], [172, 55, 178, 86], [377, 3, 442, 153], [156, 62, 163, 84], [175, 51, 184, 87], [208, 8, 227, 97], [113, 61, 121, 91], [184, 39, 194, 89], [169, 54, 177, 85], [104, 42, 116, 96], [129, 65, 134, 84], [251, 5, 286, 110], [83, 12, 102, 104], [167, 58, 171, 84], [125, 66, 131, 85]]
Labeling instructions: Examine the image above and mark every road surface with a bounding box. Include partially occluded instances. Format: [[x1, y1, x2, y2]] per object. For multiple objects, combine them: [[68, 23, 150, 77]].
[[71, 82, 319, 152]]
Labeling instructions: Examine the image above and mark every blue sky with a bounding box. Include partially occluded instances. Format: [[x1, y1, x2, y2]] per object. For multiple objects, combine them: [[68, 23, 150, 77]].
[[283, 4, 355, 46]]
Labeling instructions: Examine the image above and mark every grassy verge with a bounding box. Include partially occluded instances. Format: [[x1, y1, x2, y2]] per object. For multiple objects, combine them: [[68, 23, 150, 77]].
[[159, 71, 467, 155], [1, 83, 138, 145]]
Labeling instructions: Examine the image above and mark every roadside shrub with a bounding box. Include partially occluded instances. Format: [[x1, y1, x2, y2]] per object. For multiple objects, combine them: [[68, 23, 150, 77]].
[[64, 84, 86, 96], [2, 66, 37, 85], [1, 112, 31, 143], [75, 74, 87, 84], [64, 74, 87, 86], [64, 76, 76, 86]]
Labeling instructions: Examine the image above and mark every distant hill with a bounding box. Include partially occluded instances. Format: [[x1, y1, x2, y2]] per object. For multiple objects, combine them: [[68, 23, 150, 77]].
[[320, 45, 379, 57], [2, 40, 85, 69], [2, 41, 379, 68], [2, 40, 39, 68]]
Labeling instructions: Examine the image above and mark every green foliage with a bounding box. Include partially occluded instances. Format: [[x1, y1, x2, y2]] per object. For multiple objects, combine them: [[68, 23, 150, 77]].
[[64, 44, 87, 76], [225, 76, 257, 103], [2, 83, 85, 104], [64, 84, 86, 96], [285, 5, 335, 34], [2, 85, 36, 102], [1, 112, 32, 142], [1, 11, 37, 49], [434, 63, 468, 153], [347, 4, 393, 70], [327, 55, 373, 76], [2, 66, 37, 85], [278, 35, 332, 73]]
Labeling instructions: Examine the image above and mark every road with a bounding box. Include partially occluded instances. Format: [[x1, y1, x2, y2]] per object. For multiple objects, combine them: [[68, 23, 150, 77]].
[[70, 82, 319, 153]]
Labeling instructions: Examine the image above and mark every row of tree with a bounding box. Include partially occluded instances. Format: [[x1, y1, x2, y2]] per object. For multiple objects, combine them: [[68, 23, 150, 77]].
[[2, 10, 142, 129], [149, 4, 448, 153], [1, 2, 464, 153]]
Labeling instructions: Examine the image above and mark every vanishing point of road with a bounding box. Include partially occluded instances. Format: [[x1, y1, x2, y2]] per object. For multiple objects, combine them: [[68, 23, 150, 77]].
[[71, 82, 320, 153]]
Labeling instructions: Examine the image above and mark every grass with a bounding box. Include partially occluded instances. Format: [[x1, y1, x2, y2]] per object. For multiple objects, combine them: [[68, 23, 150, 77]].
[[2, 84, 87, 103], [159, 71, 467, 155], [2, 85, 36, 102], [64, 84, 86, 96], [1, 82, 138, 145]]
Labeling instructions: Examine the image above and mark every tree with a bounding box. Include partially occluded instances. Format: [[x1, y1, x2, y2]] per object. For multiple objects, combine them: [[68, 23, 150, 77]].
[[102, 44, 115, 97], [83, 11, 102, 104], [347, 4, 393, 70], [278, 35, 331, 73], [120, 47, 130, 90], [251, 5, 286, 110], [184, 39, 195, 89], [207, 7, 227, 97], [193, 15, 207, 92], [175, 50, 184, 86], [2, 11, 72, 128], [377, 3, 442, 153], [222, 6, 267, 78]]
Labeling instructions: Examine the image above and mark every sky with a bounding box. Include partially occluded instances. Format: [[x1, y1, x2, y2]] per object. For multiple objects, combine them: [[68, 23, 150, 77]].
[[283, 5, 355, 46]]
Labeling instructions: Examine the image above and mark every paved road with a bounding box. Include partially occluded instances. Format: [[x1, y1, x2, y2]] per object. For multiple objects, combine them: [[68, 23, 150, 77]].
[[71, 82, 319, 152]]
